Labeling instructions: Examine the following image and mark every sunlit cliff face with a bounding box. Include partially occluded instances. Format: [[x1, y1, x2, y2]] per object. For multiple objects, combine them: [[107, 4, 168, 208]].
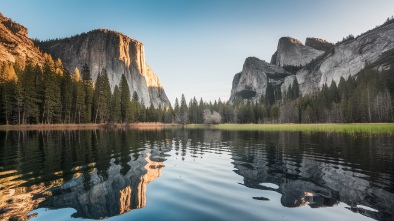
[[0, 12, 44, 65]]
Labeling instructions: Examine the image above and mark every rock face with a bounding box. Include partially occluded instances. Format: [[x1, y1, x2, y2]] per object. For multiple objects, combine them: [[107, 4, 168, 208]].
[[229, 57, 291, 102], [36, 29, 170, 108], [285, 21, 394, 95], [271, 37, 324, 67], [305, 37, 334, 52], [0, 12, 43, 65], [231, 20, 394, 101]]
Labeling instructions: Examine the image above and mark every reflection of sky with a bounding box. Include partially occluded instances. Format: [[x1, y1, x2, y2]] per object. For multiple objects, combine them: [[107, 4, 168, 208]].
[[29, 208, 80, 221], [2, 0, 394, 103]]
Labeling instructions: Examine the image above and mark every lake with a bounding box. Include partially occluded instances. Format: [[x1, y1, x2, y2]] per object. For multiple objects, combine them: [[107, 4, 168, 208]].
[[0, 129, 393, 221]]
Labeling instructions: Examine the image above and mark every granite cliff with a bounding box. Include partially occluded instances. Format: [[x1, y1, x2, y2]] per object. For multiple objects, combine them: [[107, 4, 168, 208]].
[[305, 37, 334, 53], [0, 12, 43, 65], [36, 30, 170, 108], [229, 57, 291, 102], [270, 37, 324, 68], [286, 21, 394, 95], [0, 12, 170, 108], [231, 19, 394, 101]]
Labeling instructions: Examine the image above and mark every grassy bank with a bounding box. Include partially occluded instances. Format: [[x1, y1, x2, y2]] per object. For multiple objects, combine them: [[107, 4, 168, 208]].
[[2, 123, 393, 134], [186, 123, 394, 134], [0, 123, 178, 131]]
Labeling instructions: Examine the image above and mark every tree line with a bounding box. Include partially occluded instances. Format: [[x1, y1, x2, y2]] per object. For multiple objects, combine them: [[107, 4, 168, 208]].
[[0, 54, 172, 125], [1, 54, 393, 125], [170, 63, 394, 124]]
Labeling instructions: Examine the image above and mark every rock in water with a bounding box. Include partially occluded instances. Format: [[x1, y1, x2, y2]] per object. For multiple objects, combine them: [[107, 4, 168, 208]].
[[36, 29, 170, 108]]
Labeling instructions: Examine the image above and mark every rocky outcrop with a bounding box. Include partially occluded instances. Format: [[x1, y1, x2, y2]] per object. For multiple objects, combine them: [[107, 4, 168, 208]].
[[232, 21, 394, 100], [284, 21, 394, 95], [36, 29, 170, 108], [305, 37, 334, 52], [0, 12, 43, 65], [271, 37, 324, 67], [229, 57, 291, 102]]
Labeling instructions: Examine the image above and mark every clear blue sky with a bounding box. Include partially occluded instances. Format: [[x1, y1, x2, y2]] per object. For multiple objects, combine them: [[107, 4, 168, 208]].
[[1, 0, 394, 104]]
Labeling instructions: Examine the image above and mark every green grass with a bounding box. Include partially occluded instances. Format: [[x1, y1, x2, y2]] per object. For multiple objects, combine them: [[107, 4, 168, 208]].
[[185, 123, 394, 134]]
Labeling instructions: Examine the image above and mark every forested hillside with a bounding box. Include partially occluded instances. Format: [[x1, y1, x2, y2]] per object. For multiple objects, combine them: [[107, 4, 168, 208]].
[[0, 56, 173, 125]]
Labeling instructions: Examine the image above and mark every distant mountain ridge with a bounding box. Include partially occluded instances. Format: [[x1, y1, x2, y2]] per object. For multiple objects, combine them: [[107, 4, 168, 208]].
[[230, 19, 394, 102]]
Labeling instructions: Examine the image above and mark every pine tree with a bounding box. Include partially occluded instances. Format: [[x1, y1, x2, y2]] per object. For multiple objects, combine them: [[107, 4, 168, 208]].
[[197, 98, 204, 123], [61, 70, 74, 123], [19, 62, 40, 124], [180, 94, 188, 124], [82, 63, 93, 122], [73, 74, 86, 124], [174, 98, 180, 123], [93, 68, 111, 123], [41, 54, 62, 124], [82, 63, 92, 81], [110, 85, 121, 122], [131, 91, 140, 122], [328, 80, 340, 103], [120, 74, 131, 122], [0, 62, 19, 124]]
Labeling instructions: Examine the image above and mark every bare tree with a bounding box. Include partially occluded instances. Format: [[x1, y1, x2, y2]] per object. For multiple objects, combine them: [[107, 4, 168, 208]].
[[203, 109, 222, 124]]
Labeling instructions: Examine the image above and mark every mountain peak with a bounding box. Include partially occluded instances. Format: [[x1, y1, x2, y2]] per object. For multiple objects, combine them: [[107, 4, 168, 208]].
[[0, 12, 43, 64], [271, 36, 324, 67], [279, 37, 304, 46], [305, 37, 333, 52], [0, 12, 28, 37]]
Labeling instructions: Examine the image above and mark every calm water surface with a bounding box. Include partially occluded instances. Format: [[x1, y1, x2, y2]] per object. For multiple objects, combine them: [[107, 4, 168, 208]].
[[0, 129, 393, 221]]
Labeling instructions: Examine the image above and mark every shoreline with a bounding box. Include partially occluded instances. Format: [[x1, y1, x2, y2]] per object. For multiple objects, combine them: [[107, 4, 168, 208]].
[[0, 122, 179, 131], [197, 123, 394, 134], [1, 123, 393, 133]]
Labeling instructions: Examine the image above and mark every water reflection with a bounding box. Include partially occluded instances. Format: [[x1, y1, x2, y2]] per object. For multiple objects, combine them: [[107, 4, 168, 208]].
[[41, 151, 165, 219], [0, 129, 394, 221], [0, 130, 171, 220], [228, 131, 394, 220]]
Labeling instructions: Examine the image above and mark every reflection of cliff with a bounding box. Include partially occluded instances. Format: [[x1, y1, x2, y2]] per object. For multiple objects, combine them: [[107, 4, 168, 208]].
[[0, 178, 62, 221], [230, 132, 394, 221], [39, 150, 164, 219]]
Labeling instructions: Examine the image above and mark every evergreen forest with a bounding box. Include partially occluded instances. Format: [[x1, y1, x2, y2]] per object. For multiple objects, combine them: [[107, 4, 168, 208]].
[[1, 54, 394, 125]]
